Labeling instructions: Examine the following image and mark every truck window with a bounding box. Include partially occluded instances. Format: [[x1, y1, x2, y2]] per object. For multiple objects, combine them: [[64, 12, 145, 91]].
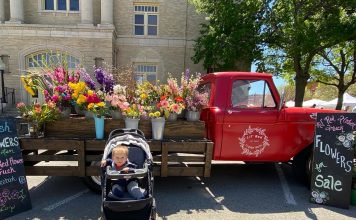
[[231, 80, 276, 108], [198, 83, 211, 105]]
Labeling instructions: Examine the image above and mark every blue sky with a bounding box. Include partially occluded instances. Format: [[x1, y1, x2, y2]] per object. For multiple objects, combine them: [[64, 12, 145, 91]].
[[251, 64, 286, 88]]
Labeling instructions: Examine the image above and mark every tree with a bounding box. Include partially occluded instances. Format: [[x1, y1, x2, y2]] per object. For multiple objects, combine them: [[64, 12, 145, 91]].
[[312, 41, 356, 110], [190, 0, 270, 71], [260, 0, 356, 106]]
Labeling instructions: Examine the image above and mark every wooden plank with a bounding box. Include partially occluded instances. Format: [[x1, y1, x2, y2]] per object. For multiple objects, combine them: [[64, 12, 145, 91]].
[[148, 141, 161, 151], [204, 142, 214, 177], [161, 142, 169, 177], [168, 155, 205, 162], [86, 155, 102, 162], [20, 139, 83, 150], [78, 141, 86, 177], [164, 141, 206, 153], [164, 120, 205, 139], [22, 155, 78, 161], [24, 166, 79, 176], [85, 140, 106, 151]]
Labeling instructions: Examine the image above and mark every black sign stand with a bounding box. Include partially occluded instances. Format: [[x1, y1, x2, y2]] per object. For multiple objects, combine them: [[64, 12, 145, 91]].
[[310, 113, 356, 209], [0, 117, 32, 219]]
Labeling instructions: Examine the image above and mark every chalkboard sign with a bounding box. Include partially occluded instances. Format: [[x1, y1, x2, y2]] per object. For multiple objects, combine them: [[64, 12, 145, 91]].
[[0, 117, 32, 219], [310, 113, 356, 209]]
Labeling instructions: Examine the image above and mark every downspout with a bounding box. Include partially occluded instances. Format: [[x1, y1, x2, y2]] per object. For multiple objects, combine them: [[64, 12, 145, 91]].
[[183, 0, 188, 70]]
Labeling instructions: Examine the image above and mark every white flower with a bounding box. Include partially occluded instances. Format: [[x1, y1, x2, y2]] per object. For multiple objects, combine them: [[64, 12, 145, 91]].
[[319, 191, 327, 199], [315, 197, 323, 204], [343, 141, 351, 149], [346, 133, 354, 141], [338, 135, 346, 142], [311, 191, 319, 198]]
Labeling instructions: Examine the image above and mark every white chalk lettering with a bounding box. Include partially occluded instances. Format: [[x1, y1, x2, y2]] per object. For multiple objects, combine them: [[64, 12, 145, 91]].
[[0, 122, 11, 133], [315, 174, 343, 191]]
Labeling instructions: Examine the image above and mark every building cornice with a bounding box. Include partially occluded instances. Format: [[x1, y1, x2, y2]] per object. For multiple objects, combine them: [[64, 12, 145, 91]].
[[0, 23, 116, 39]]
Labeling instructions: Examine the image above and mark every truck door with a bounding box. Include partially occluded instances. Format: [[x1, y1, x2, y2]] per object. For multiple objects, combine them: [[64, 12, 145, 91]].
[[220, 79, 285, 161]]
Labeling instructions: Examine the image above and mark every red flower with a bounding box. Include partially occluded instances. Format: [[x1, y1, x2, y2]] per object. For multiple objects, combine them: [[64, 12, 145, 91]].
[[175, 96, 183, 102], [160, 95, 167, 101]]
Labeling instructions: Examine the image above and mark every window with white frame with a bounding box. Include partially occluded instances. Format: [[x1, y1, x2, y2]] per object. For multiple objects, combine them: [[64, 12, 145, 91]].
[[27, 51, 80, 69], [134, 64, 157, 84], [42, 0, 79, 12], [134, 5, 158, 36]]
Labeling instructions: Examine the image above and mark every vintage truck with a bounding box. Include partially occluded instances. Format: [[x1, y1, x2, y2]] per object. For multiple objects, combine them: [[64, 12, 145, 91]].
[[19, 72, 338, 192]]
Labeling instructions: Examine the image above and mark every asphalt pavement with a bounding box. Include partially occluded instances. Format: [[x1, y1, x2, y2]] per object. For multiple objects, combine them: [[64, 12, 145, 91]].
[[9, 162, 356, 220]]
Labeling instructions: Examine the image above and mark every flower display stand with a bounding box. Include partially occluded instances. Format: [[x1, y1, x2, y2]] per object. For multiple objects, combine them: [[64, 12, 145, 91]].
[[18, 117, 213, 178]]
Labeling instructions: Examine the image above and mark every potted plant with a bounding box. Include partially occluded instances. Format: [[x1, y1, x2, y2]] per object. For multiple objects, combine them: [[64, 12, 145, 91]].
[[122, 103, 145, 129], [16, 101, 60, 138], [87, 101, 107, 139], [105, 84, 128, 119], [149, 110, 165, 140]]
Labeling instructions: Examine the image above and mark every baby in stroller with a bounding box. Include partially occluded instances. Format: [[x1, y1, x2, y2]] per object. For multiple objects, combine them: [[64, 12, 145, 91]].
[[101, 145, 147, 200]]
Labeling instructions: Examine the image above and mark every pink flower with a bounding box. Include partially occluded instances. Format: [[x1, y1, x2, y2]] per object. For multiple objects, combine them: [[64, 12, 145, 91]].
[[54, 67, 66, 83], [16, 102, 25, 109], [51, 95, 59, 103]]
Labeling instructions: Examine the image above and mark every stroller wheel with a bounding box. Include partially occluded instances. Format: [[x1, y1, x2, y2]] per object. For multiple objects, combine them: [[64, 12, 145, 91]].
[[150, 198, 157, 220]]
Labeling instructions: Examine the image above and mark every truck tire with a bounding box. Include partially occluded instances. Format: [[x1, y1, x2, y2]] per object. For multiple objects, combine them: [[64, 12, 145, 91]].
[[292, 146, 312, 188], [82, 176, 102, 194], [82, 161, 102, 193]]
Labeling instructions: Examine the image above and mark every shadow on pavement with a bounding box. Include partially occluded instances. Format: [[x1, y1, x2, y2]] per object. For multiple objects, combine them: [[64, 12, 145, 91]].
[[154, 163, 356, 219]]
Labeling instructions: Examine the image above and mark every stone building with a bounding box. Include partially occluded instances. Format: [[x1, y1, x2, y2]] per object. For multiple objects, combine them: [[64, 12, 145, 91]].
[[0, 0, 205, 107]]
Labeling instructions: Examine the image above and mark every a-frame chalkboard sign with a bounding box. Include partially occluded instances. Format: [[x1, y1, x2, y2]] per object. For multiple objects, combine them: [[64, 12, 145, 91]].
[[0, 117, 32, 219], [310, 113, 356, 209]]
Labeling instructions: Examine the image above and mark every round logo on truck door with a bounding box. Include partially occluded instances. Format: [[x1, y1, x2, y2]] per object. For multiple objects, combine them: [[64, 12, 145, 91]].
[[239, 126, 270, 157]]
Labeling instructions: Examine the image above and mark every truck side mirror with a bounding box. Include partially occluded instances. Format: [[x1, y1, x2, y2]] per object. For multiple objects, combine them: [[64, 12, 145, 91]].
[[278, 90, 286, 111]]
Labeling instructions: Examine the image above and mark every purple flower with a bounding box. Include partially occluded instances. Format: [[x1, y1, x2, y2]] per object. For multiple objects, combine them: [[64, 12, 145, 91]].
[[94, 68, 105, 85], [79, 68, 96, 90], [104, 73, 114, 93], [185, 68, 190, 80]]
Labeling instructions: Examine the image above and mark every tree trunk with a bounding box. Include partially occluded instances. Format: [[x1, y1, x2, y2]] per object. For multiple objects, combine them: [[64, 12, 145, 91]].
[[335, 89, 344, 110], [294, 73, 308, 107]]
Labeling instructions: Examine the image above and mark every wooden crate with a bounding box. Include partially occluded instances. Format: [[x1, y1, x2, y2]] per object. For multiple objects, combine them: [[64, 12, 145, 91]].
[[44, 118, 205, 140]]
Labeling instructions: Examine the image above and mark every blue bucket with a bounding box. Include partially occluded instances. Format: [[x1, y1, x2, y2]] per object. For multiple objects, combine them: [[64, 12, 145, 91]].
[[94, 116, 105, 139]]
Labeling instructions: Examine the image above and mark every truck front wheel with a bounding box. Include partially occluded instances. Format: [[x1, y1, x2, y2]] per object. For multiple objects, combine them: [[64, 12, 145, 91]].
[[292, 146, 312, 188]]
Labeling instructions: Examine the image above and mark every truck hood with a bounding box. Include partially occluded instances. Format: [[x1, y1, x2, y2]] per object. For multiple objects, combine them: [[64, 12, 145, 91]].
[[284, 107, 342, 122]]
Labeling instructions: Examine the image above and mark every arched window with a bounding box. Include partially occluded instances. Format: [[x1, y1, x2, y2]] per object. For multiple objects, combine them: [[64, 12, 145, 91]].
[[26, 51, 80, 69]]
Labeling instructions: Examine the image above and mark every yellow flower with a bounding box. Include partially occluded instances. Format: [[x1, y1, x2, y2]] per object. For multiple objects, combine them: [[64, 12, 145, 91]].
[[87, 103, 94, 110], [140, 93, 148, 100], [149, 112, 154, 118], [87, 90, 94, 95], [77, 94, 87, 105], [154, 111, 161, 117], [97, 102, 105, 107]]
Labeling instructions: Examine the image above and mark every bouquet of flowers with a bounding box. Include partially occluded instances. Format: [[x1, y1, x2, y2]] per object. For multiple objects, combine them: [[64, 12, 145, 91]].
[[122, 103, 145, 119], [86, 90, 108, 117], [185, 90, 209, 112], [16, 101, 60, 126], [157, 95, 185, 118], [105, 84, 128, 111]]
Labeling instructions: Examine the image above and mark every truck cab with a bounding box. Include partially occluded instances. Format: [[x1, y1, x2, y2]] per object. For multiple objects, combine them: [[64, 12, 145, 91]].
[[200, 72, 339, 182]]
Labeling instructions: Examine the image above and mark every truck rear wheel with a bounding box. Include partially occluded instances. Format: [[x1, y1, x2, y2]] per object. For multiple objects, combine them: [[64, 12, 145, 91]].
[[82, 161, 102, 193], [292, 146, 312, 188], [82, 176, 101, 193]]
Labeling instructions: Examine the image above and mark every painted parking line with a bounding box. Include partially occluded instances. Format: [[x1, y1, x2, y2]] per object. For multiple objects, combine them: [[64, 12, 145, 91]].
[[275, 163, 297, 205], [43, 189, 90, 211]]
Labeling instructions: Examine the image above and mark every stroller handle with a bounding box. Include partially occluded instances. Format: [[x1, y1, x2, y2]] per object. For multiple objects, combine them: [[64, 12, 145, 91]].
[[108, 128, 146, 140]]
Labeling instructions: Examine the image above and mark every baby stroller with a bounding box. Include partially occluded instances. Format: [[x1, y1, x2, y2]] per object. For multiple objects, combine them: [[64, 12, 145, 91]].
[[101, 129, 156, 220]]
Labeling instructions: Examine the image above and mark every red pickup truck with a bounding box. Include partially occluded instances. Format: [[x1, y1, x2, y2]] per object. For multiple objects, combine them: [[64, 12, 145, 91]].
[[199, 72, 338, 184]]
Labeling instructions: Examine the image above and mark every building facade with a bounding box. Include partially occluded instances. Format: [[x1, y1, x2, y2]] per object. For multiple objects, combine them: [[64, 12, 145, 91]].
[[0, 0, 205, 105]]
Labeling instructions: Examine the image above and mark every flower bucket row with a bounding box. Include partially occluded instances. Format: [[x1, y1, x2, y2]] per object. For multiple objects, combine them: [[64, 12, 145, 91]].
[[17, 58, 209, 139]]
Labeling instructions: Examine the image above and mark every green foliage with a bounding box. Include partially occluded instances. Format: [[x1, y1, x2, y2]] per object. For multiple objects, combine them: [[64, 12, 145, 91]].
[[190, 0, 270, 71], [260, 0, 356, 105]]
